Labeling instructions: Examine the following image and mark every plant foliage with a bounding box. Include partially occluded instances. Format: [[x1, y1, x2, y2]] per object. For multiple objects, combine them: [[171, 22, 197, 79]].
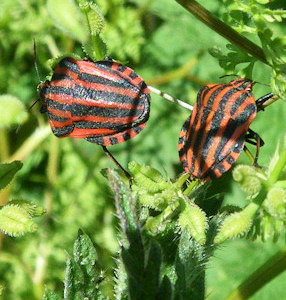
[[0, 0, 286, 299]]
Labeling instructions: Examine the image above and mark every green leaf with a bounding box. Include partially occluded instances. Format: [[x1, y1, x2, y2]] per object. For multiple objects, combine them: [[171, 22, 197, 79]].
[[77, 0, 107, 60], [174, 229, 205, 300], [42, 289, 60, 300], [0, 204, 38, 237], [47, 0, 88, 43], [108, 169, 165, 299], [0, 95, 28, 128], [73, 229, 99, 281], [64, 256, 84, 300], [144, 242, 162, 298], [8, 199, 45, 217], [64, 230, 103, 300], [77, 0, 104, 35], [157, 276, 173, 300], [0, 161, 23, 190]]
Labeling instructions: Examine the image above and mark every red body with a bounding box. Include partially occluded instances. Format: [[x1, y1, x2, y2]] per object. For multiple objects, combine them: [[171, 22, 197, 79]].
[[178, 78, 257, 180], [39, 57, 150, 146]]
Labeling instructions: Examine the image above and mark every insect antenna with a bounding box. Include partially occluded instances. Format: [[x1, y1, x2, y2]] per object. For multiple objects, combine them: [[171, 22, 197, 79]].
[[29, 39, 43, 111], [148, 85, 193, 111], [219, 74, 239, 79], [33, 39, 42, 83]]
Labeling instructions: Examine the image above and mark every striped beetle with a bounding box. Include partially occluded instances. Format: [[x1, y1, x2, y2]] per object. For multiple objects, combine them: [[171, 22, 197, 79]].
[[38, 57, 150, 179], [178, 78, 273, 180]]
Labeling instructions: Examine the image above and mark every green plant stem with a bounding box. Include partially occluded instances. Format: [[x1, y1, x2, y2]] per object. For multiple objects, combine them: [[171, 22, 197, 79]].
[[82, 9, 105, 60], [0, 129, 9, 162], [0, 129, 11, 207], [183, 179, 199, 195], [47, 136, 59, 185], [175, 0, 270, 66], [224, 246, 286, 300], [45, 136, 59, 215], [8, 126, 50, 162], [268, 149, 286, 185]]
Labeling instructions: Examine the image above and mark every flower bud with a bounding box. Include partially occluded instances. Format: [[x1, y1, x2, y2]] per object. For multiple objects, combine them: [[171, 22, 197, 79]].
[[178, 204, 207, 245], [0, 205, 38, 237], [233, 165, 262, 195]]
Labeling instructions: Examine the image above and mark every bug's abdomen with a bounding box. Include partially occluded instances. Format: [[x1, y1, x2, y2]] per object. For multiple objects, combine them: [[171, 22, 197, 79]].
[[40, 58, 150, 146], [68, 60, 150, 145], [179, 80, 257, 180]]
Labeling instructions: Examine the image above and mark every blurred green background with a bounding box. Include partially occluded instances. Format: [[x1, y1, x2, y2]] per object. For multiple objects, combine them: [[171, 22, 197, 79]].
[[0, 0, 286, 299]]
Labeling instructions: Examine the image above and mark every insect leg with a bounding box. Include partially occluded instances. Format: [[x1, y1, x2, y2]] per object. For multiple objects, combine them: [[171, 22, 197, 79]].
[[101, 146, 133, 185], [256, 92, 274, 111], [245, 128, 264, 167]]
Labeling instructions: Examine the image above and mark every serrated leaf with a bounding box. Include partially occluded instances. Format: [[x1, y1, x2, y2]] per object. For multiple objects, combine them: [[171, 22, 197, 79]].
[[64, 231, 103, 300], [0, 95, 28, 128], [0, 161, 23, 190], [83, 35, 107, 61], [64, 256, 84, 300], [174, 229, 205, 300], [73, 229, 98, 278], [77, 0, 104, 35]]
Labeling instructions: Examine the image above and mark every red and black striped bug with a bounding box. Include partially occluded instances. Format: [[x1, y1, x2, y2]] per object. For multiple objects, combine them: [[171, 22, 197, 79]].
[[178, 78, 274, 180], [38, 57, 150, 179]]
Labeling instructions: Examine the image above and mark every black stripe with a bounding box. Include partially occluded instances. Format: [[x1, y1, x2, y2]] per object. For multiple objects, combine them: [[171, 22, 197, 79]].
[[123, 132, 131, 141], [197, 87, 245, 174], [226, 155, 235, 165], [230, 93, 249, 116], [74, 121, 130, 130], [93, 61, 143, 88], [85, 135, 104, 144], [110, 137, 118, 145], [77, 72, 136, 90], [72, 85, 143, 105], [182, 159, 188, 169], [178, 136, 185, 144], [178, 148, 185, 158], [187, 85, 227, 173], [47, 112, 69, 122], [46, 84, 144, 106], [231, 79, 252, 90], [133, 126, 143, 134], [72, 104, 143, 118], [58, 58, 80, 74], [45, 86, 73, 96], [51, 125, 74, 137], [129, 71, 139, 79], [212, 105, 256, 166], [51, 73, 73, 81], [203, 168, 216, 180], [179, 86, 209, 162], [181, 115, 191, 133], [46, 99, 72, 111], [117, 65, 127, 72], [211, 164, 225, 178]]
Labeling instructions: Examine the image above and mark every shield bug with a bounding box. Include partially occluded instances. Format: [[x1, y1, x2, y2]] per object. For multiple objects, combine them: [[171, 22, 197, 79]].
[[38, 57, 150, 179], [178, 78, 274, 180]]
